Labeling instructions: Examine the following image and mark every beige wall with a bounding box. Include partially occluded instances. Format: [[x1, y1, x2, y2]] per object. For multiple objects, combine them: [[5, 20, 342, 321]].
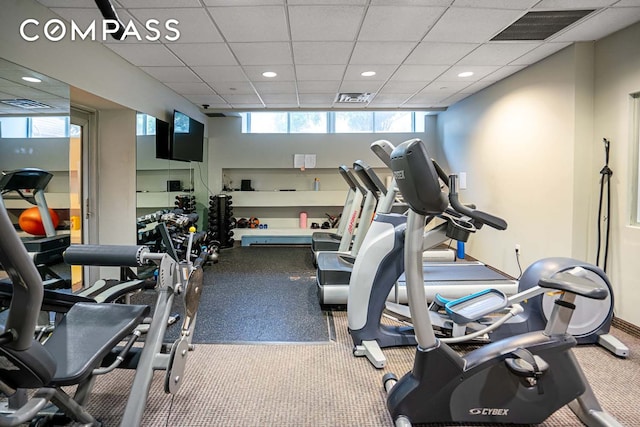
[[437, 22, 640, 325], [593, 22, 640, 325]]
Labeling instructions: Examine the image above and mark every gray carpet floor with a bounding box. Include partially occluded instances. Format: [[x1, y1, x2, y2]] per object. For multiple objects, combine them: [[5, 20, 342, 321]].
[[79, 246, 640, 426]]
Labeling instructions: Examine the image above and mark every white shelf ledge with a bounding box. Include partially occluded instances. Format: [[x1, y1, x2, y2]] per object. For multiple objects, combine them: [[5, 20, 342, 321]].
[[226, 190, 345, 208]]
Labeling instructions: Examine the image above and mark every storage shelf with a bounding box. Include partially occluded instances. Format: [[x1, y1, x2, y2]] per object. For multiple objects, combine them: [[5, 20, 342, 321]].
[[232, 227, 336, 238], [136, 191, 192, 208], [226, 190, 345, 208], [3, 193, 70, 209]]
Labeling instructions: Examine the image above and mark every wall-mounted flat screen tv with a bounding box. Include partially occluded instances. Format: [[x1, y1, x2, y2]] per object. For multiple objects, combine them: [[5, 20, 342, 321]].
[[155, 118, 171, 160], [171, 110, 204, 162]]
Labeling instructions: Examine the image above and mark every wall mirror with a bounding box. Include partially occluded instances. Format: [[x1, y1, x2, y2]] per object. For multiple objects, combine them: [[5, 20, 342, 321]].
[[0, 57, 73, 287]]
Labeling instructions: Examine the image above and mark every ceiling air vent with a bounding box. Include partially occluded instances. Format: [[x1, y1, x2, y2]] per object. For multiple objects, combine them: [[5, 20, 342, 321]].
[[492, 10, 595, 41], [335, 92, 374, 103], [0, 98, 52, 109]]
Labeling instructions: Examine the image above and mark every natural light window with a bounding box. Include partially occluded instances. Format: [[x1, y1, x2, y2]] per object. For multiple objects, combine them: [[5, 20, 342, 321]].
[[0, 116, 69, 138], [240, 111, 430, 134], [136, 113, 156, 136]]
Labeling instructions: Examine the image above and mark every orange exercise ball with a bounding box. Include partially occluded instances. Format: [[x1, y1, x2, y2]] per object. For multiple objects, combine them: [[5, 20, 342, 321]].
[[18, 207, 59, 236]]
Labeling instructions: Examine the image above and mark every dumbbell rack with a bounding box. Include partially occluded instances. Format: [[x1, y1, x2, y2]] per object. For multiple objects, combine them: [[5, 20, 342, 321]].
[[208, 194, 234, 249], [175, 194, 196, 213]]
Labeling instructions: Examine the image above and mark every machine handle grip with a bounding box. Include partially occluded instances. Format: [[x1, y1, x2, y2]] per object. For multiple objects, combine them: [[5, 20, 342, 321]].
[[64, 245, 150, 266], [448, 175, 508, 231]]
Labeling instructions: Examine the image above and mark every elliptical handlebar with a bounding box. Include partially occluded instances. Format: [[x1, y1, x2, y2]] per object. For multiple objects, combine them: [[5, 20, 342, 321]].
[[448, 174, 508, 231]]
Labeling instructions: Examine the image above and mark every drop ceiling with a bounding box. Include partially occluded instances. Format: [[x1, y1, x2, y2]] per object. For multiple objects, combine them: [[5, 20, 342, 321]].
[[36, 0, 640, 112]]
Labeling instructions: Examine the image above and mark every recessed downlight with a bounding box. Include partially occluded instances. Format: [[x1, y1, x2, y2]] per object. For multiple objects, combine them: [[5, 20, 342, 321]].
[[262, 71, 277, 78], [21, 76, 42, 83], [361, 71, 376, 77], [458, 71, 474, 78]]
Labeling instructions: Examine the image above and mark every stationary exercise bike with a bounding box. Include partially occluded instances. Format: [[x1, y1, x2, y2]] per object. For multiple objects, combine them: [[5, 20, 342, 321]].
[[382, 138, 622, 427]]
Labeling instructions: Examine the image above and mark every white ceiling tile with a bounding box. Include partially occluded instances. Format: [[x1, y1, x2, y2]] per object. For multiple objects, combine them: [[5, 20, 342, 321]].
[[296, 65, 345, 80], [377, 81, 426, 93], [533, 0, 617, 8], [459, 79, 497, 93], [404, 92, 447, 104], [292, 42, 354, 65], [298, 93, 337, 103], [613, 0, 640, 6], [289, 6, 365, 41], [230, 42, 292, 65], [296, 81, 341, 93], [164, 82, 216, 95], [37, 0, 97, 6], [203, 0, 283, 5], [423, 7, 522, 42], [457, 42, 541, 66], [343, 64, 398, 80], [168, 43, 237, 66], [437, 64, 501, 80], [551, 7, 640, 42], [509, 42, 571, 65], [420, 79, 473, 93], [288, 0, 367, 4], [339, 80, 386, 92], [208, 6, 288, 42], [253, 81, 298, 94], [225, 93, 263, 103], [390, 64, 449, 81], [405, 42, 479, 65], [105, 43, 182, 67], [119, 0, 202, 6], [350, 42, 417, 64], [358, 6, 446, 41], [243, 65, 296, 80], [193, 65, 247, 82], [452, 0, 538, 9], [369, 93, 414, 103], [211, 82, 256, 94], [127, 8, 223, 43], [482, 65, 526, 81], [263, 103, 301, 108], [185, 94, 227, 104], [140, 66, 202, 82], [260, 93, 299, 103], [229, 103, 266, 108], [371, 0, 452, 5], [49, 7, 104, 28]]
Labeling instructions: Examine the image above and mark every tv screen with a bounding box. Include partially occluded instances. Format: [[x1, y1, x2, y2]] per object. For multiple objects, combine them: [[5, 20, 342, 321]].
[[171, 111, 204, 162], [155, 118, 171, 160]]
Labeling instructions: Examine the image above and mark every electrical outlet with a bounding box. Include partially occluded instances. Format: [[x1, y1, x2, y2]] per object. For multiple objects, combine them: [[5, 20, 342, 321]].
[[515, 244, 521, 253]]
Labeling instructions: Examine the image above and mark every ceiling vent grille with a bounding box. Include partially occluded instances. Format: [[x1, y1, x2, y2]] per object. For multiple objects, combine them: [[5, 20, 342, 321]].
[[335, 92, 374, 103], [0, 98, 52, 109], [492, 10, 595, 41]]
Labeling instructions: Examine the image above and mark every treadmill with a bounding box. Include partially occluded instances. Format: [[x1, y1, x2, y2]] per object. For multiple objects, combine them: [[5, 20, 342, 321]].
[[311, 165, 363, 255], [316, 159, 389, 291], [319, 140, 517, 305], [0, 168, 70, 270]]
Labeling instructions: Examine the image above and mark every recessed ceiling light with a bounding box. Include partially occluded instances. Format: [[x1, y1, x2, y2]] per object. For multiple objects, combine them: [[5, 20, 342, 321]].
[[21, 76, 42, 83], [457, 71, 474, 78], [361, 71, 376, 77], [262, 71, 277, 78]]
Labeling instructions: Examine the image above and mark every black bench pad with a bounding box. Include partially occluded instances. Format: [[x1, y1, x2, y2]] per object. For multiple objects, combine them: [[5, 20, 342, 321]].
[[44, 302, 149, 386]]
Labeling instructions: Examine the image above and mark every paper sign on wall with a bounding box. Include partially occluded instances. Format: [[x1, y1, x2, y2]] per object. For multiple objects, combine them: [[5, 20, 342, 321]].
[[294, 154, 316, 170]]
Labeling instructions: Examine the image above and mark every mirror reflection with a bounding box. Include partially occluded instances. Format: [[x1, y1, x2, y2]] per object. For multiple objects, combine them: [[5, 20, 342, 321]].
[[0, 58, 72, 288]]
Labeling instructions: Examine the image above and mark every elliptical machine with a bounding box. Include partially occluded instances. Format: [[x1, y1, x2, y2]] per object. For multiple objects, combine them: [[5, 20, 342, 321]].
[[382, 138, 622, 427], [348, 141, 625, 369]]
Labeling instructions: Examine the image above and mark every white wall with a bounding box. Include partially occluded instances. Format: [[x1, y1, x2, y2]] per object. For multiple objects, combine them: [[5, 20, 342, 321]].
[[437, 23, 640, 325], [437, 44, 595, 278], [592, 22, 640, 325]]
